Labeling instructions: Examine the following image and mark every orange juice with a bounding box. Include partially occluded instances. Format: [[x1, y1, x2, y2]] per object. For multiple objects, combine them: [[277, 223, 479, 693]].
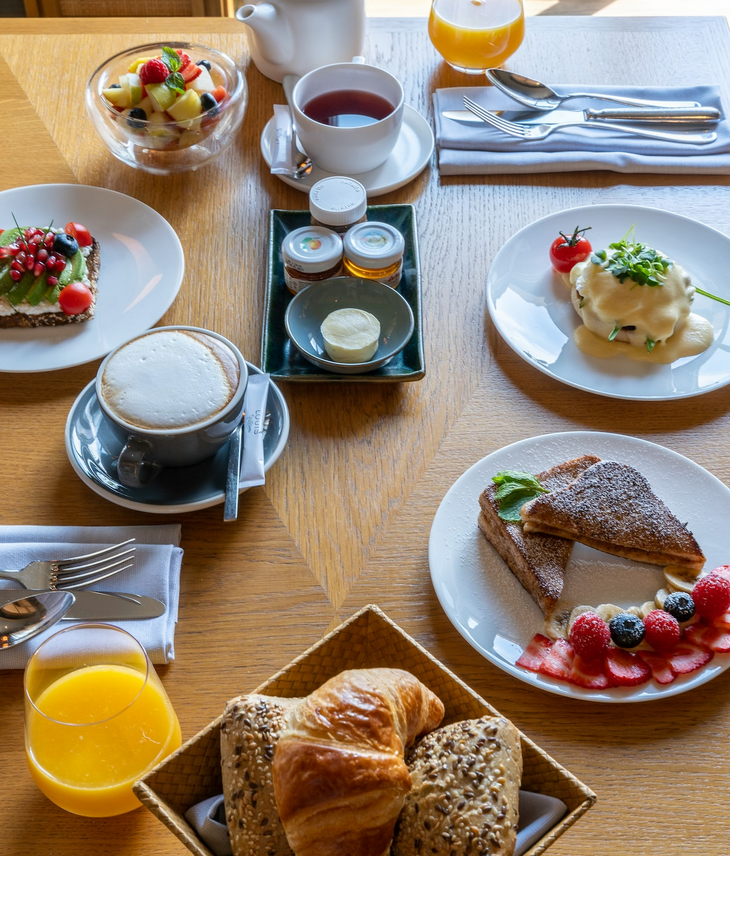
[[26, 664, 181, 817], [429, 0, 525, 73]]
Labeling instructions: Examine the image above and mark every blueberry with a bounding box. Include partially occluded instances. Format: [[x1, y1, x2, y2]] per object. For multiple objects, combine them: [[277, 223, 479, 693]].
[[663, 591, 696, 623], [126, 107, 148, 129], [52, 233, 79, 258], [196, 59, 211, 70], [609, 613, 645, 649], [109, 83, 121, 89], [200, 92, 218, 113]]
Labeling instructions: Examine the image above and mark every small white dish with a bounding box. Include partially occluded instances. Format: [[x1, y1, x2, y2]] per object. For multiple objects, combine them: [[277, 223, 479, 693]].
[[65, 362, 289, 514], [0, 184, 184, 373], [486, 204, 730, 400], [261, 104, 434, 197], [429, 431, 730, 703]]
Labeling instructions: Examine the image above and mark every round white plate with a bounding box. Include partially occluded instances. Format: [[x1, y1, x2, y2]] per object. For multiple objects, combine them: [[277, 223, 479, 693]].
[[260, 104, 434, 198], [429, 431, 730, 703], [0, 184, 184, 373], [486, 204, 730, 400]]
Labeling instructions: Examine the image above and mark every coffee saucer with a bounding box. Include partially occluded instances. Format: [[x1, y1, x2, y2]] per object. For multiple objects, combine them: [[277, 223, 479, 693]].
[[64, 363, 290, 514], [260, 104, 434, 197]]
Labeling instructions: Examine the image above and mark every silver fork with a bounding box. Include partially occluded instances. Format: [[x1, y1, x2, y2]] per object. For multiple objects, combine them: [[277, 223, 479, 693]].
[[462, 96, 717, 145], [0, 538, 136, 591]]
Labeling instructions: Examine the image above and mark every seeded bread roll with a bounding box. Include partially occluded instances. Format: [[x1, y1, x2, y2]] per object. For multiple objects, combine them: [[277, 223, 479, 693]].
[[220, 694, 301, 856], [391, 716, 522, 856]]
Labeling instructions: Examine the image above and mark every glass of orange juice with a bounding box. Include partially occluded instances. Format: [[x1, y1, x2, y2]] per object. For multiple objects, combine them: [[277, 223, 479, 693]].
[[24, 624, 181, 817], [429, 0, 525, 74]]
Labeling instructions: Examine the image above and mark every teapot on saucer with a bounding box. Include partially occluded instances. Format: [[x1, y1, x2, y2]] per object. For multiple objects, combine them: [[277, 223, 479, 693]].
[[236, 0, 365, 83]]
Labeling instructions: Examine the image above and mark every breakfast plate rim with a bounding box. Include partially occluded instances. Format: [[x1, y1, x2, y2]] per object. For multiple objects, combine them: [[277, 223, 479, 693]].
[[428, 430, 730, 703]]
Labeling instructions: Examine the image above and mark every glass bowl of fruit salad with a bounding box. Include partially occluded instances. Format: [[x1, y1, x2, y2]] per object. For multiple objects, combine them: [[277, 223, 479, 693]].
[[86, 42, 247, 174]]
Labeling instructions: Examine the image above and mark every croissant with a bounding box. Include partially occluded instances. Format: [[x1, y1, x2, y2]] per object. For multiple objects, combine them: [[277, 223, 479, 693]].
[[272, 668, 445, 855]]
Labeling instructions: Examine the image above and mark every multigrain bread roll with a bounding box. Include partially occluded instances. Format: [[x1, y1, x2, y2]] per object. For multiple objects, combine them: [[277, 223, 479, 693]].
[[272, 668, 445, 855], [220, 694, 300, 856], [392, 716, 522, 856]]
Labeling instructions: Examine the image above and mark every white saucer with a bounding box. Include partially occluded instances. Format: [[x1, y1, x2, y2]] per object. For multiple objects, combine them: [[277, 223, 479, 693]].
[[260, 105, 434, 197]]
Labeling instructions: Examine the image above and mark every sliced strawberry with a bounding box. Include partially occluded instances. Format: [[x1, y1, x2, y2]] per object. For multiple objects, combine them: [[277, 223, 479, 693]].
[[516, 634, 554, 673], [539, 638, 574, 682], [638, 651, 677, 685], [664, 640, 713, 675], [177, 52, 192, 69], [685, 624, 730, 653], [710, 610, 730, 629], [568, 654, 609, 689], [605, 648, 652, 687], [181, 62, 202, 83]]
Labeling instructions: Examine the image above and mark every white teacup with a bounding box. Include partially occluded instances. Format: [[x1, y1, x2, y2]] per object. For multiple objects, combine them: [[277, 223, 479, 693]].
[[291, 62, 404, 175]]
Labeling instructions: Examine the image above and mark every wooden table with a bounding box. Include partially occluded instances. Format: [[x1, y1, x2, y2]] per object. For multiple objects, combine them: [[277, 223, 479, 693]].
[[2, 15, 730, 857]]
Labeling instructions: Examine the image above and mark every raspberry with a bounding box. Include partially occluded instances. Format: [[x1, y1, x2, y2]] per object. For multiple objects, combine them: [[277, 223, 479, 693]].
[[138, 58, 170, 85], [692, 573, 730, 620], [569, 612, 611, 661], [643, 609, 680, 652]]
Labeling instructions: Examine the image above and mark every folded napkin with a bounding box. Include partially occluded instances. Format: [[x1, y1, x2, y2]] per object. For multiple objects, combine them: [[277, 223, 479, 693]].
[[0, 524, 182, 669], [434, 84, 730, 175], [186, 790, 567, 856]]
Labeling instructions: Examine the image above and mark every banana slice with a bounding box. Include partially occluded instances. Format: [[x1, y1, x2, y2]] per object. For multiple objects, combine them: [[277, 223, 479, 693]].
[[544, 602, 577, 640], [655, 588, 670, 609], [664, 566, 702, 594]]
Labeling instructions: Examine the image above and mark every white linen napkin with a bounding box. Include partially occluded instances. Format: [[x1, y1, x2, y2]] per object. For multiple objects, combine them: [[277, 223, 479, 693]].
[[0, 524, 182, 669], [434, 83, 730, 175], [186, 789, 567, 855]]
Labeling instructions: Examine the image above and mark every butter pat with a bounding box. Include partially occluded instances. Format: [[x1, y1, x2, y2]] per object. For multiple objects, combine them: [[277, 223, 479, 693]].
[[321, 308, 381, 363]]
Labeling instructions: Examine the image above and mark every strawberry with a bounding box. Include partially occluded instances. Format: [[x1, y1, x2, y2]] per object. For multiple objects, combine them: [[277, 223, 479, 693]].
[[685, 624, 730, 653], [516, 634, 554, 673], [643, 609, 680, 653], [664, 640, 713, 675], [638, 651, 677, 685], [212, 85, 227, 103], [181, 62, 203, 83], [605, 648, 652, 687], [138, 57, 170, 85], [711, 610, 730, 628], [569, 611, 611, 661], [568, 654, 609, 689], [692, 573, 730, 619], [539, 638, 574, 682]]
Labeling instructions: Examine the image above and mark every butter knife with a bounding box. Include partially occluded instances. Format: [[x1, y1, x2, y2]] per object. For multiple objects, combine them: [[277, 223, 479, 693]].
[[443, 106, 721, 126], [0, 589, 165, 620]]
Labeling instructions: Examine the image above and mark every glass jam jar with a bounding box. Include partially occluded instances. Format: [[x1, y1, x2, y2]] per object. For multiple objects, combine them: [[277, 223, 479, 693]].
[[342, 222, 405, 288], [309, 177, 368, 234], [281, 226, 343, 295]]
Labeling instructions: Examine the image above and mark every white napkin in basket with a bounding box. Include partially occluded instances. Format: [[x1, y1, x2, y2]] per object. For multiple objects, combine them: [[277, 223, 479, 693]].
[[434, 83, 730, 175], [0, 524, 182, 669]]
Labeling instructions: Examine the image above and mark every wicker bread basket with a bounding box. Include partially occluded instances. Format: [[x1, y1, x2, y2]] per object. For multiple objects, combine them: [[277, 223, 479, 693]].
[[133, 605, 596, 855]]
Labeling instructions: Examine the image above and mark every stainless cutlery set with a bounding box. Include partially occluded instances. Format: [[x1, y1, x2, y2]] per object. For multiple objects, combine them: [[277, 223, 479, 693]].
[[444, 69, 722, 144]]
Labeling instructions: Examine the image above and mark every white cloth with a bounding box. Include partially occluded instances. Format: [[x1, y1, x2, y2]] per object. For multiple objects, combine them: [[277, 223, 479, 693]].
[[434, 83, 730, 175], [0, 524, 182, 668], [185, 795, 232, 856]]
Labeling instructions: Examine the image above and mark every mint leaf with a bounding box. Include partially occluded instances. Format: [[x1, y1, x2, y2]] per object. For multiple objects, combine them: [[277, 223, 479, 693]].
[[495, 480, 537, 504], [492, 470, 542, 491], [165, 72, 185, 96], [491, 470, 548, 522], [497, 488, 536, 523], [162, 46, 181, 73]]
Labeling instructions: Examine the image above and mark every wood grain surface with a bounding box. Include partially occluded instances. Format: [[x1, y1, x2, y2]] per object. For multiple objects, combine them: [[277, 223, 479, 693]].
[[1, 15, 730, 856]]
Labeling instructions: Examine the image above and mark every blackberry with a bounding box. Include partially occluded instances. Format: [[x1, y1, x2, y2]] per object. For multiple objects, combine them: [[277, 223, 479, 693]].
[[663, 591, 696, 623], [609, 613, 645, 649]]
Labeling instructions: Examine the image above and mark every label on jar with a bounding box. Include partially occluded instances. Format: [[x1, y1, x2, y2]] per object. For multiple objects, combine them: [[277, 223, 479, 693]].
[[284, 261, 343, 294]]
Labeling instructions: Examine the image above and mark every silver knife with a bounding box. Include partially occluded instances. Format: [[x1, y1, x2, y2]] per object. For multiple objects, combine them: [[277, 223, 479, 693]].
[[443, 106, 721, 126], [0, 589, 165, 620]]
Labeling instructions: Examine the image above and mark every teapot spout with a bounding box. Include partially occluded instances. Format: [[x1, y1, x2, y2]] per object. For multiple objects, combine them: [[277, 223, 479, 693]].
[[236, 3, 293, 68]]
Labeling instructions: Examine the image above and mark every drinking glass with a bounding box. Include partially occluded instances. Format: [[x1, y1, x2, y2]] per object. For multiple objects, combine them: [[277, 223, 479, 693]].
[[24, 624, 181, 817], [428, 0, 525, 74]]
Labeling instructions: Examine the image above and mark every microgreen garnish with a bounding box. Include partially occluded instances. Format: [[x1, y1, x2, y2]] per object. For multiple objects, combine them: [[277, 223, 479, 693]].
[[162, 46, 185, 96], [608, 322, 621, 342], [558, 225, 592, 248], [591, 225, 672, 287], [492, 471, 548, 523], [646, 338, 656, 353]]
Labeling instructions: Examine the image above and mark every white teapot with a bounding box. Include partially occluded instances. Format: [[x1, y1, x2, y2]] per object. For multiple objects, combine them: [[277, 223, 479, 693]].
[[236, 0, 366, 83]]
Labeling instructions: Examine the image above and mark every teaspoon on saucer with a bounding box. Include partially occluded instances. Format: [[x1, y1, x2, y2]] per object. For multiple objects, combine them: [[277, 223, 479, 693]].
[[283, 75, 313, 180]]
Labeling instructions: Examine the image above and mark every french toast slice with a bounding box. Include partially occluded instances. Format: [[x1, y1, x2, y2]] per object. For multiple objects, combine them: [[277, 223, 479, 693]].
[[520, 460, 706, 572], [478, 455, 601, 617]]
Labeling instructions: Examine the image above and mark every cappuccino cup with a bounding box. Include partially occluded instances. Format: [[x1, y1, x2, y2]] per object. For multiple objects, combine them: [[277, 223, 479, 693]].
[[96, 326, 248, 488], [292, 62, 404, 175]]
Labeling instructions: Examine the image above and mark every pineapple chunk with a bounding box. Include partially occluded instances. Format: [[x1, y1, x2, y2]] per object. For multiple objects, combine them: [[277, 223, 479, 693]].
[[167, 89, 203, 122], [128, 56, 154, 73]]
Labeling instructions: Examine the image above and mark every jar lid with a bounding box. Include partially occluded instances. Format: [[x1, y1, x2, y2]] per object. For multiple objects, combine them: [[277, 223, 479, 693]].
[[343, 222, 405, 269], [309, 177, 368, 228], [282, 226, 343, 273]]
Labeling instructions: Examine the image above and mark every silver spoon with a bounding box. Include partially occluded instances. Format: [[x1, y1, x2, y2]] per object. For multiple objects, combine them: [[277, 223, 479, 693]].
[[486, 69, 702, 110], [282, 75, 313, 180], [0, 591, 75, 649], [223, 421, 243, 523]]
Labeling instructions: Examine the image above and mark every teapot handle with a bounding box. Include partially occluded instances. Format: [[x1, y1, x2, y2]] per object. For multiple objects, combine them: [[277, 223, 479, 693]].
[[352, 56, 365, 64]]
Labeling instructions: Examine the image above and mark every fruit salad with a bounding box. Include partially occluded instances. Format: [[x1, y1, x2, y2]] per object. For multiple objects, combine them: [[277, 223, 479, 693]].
[[100, 45, 229, 151]]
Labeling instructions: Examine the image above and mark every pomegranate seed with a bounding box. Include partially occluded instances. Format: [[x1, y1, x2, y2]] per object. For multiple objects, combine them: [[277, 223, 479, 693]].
[[10, 270, 22, 282], [11, 260, 23, 272], [0, 247, 9, 259], [33, 262, 44, 277], [24, 228, 33, 240], [55, 259, 66, 272], [37, 249, 48, 262], [47, 253, 57, 265], [30, 234, 42, 246], [44, 233, 55, 247], [17, 251, 26, 263], [46, 275, 58, 286], [25, 256, 35, 270], [9, 244, 21, 256]]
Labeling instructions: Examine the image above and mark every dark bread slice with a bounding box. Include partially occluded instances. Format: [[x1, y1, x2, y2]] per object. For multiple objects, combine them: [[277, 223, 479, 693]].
[[478, 455, 601, 616], [520, 459, 706, 572], [0, 238, 99, 328]]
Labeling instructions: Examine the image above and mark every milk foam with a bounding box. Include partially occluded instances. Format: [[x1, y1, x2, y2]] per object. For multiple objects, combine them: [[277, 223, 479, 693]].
[[101, 330, 240, 430]]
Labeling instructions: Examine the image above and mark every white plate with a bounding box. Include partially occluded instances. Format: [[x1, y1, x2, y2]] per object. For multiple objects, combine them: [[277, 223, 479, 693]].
[[260, 104, 434, 198], [429, 431, 730, 703], [0, 184, 184, 373], [486, 204, 730, 400]]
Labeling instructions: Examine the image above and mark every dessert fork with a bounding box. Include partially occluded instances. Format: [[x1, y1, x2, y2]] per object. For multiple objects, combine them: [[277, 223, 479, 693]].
[[0, 538, 136, 591], [462, 96, 717, 145]]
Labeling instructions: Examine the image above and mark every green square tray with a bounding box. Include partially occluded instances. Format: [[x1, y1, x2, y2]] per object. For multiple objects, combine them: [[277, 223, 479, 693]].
[[261, 204, 425, 382]]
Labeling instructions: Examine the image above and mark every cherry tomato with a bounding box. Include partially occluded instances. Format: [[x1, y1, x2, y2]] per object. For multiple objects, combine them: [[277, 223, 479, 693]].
[[65, 222, 93, 248], [58, 283, 93, 315], [549, 226, 592, 274]]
